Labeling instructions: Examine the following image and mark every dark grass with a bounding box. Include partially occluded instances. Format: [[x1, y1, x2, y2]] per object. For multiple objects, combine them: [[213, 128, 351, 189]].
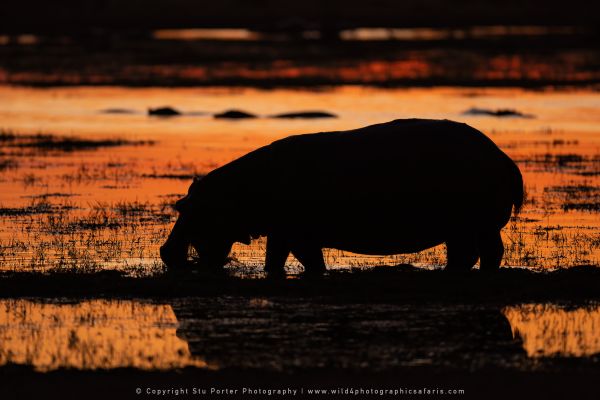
[[142, 173, 198, 180], [22, 192, 78, 199], [2, 264, 600, 303], [0, 207, 49, 216], [0, 158, 18, 170], [462, 107, 535, 118], [0, 201, 70, 216], [547, 185, 598, 193], [13, 137, 155, 152], [1, 131, 155, 152], [562, 203, 600, 212]]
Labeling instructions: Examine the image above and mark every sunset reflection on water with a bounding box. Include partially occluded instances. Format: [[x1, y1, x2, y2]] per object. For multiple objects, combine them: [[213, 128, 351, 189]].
[[504, 303, 600, 357], [0, 299, 208, 371]]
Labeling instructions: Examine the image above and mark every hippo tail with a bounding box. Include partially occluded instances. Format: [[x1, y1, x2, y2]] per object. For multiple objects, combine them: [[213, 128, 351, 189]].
[[510, 161, 525, 216]]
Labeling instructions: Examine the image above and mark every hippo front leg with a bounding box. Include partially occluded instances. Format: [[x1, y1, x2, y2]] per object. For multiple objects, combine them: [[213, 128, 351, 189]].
[[160, 218, 191, 271], [265, 235, 289, 278], [291, 243, 326, 277]]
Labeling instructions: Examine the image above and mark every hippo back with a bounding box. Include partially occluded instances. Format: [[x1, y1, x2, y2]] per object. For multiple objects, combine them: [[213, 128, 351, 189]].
[[265, 119, 514, 213], [185, 119, 520, 243]]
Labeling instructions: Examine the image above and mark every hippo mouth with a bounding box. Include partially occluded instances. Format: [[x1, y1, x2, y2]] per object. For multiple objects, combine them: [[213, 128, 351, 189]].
[[160, 213, 235, 271], [160, 236, 231, 271], [188, 239, 233, 270], [160, 217, 194, 271], [160, 239, 191, 270]]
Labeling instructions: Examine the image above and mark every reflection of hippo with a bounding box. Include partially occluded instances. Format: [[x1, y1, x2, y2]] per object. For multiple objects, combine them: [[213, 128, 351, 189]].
[[161, 119, 524, 276]]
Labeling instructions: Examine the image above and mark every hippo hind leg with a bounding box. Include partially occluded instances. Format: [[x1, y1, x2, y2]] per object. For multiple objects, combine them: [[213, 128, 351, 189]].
[[291, 243, 326, 277], [265, 235, 290, 277], [445, 235, 479, 272], [477, 230, 504, 271]]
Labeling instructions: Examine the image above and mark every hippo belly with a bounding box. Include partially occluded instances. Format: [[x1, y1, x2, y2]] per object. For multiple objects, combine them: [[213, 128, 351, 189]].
[[287, 194, 455, 255]]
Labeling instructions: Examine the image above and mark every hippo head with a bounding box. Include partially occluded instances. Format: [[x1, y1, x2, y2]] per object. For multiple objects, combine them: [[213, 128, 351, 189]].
[[160, 176, 251, 271]]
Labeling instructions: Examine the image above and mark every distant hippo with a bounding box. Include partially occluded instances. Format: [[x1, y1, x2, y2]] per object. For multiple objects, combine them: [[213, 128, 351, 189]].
[[160, 119, 524, 275]]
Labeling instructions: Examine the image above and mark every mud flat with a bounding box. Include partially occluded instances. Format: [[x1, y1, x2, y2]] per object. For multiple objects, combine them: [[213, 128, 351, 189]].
[[1, 265, 600, 301]]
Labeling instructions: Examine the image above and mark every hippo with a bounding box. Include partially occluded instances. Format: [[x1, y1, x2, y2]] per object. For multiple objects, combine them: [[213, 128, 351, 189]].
[[160, 119, 524, 275]]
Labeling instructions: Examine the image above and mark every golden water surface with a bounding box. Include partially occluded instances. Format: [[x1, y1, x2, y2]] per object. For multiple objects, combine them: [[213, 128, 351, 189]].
[[0, 299, 207, 371], [504, 303, 600, 357]]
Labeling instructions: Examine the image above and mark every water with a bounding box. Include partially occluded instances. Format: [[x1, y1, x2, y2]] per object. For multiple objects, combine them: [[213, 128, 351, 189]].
[[504, 303, 600, 357], [1, 85, 599, 274], [0, 299, 207, 371], [1, 297, 599, 371], [1, 84, 600, 377]]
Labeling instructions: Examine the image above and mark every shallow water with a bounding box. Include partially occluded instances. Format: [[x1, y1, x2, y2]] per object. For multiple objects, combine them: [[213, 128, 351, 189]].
[[0, 299, 207, 371], [1, 297, 599, 371], [504, 303, 600, 357], [1, 85, 599, 273]]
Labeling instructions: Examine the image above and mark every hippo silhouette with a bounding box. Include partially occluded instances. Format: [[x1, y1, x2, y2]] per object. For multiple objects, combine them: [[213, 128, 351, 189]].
[[160, 119, 524, 275]]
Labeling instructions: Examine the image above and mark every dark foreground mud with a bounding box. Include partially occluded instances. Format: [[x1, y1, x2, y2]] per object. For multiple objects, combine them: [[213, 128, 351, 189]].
[[2, 366, 600, 400], [2, 266, 600, 399], [1, 265, 600, 302]]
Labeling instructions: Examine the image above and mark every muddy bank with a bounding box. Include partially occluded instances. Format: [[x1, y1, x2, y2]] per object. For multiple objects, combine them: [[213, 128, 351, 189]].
[[1, 265, 600, 302]]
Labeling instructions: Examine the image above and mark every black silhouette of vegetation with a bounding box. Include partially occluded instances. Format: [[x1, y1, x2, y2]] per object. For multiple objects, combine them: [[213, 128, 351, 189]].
[[214, 110, 257, 119], [148, 107, 181, 116], [272, 111, 337, 119], [463, 108, 535, 118], [0, 130, 155, 152]]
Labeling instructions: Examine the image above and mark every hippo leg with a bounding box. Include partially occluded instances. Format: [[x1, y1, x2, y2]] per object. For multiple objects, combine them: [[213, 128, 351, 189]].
[[265, 235, 289, 277], [291, 244, 326, 276], [445, 235, 479, 272], [478, 230, 504, 271], [160, 218, 191, 271]]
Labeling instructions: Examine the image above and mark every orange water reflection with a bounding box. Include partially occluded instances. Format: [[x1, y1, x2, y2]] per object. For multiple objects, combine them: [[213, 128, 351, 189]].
[[149, 27, 583, 43], [0, 299, 208, 371], [504, 303, 600, 357], [153, 29, 259, 41]]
